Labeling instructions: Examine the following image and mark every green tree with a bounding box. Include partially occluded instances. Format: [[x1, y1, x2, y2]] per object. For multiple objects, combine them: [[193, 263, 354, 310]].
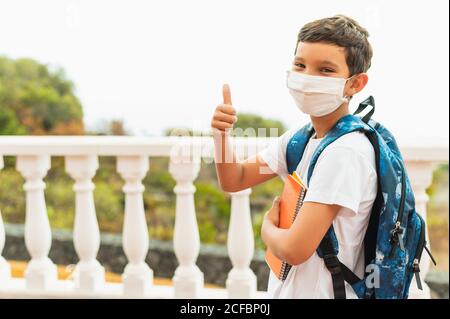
[[0, 56, 84, 135], [0, 107, 27, 135], [234, 113, 286, 137]]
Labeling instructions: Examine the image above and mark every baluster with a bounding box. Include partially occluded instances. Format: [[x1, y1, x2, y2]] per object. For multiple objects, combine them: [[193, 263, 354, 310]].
[[66, 155, 105, 291], [117, 156, 153, 296], [169, 154, 204, 298], [0, 156, 11, 282], [17, 155, 57, 289], [226, 188, 257, 298], [405, 161, 435, 299]]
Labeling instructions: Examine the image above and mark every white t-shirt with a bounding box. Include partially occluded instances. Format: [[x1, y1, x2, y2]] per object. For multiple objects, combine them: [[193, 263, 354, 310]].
[[259, 127, 378, 299]]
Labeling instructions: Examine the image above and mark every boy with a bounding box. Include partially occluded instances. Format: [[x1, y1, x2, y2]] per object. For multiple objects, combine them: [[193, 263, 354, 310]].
[[211, 15, 376, 298]]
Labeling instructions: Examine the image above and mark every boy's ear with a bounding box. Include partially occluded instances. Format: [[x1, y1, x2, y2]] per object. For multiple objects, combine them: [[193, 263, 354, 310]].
[[346, 73, 369, 97]]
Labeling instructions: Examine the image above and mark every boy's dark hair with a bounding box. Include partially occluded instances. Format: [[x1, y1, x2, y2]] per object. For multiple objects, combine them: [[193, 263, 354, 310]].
[[296, 15, 373, 75]]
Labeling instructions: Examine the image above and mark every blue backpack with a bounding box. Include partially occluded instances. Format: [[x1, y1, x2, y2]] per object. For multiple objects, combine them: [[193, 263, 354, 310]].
[[285, 96, 436, 299]]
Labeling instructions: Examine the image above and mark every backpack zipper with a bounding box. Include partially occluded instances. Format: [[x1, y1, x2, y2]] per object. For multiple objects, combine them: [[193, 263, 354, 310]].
[[411, 214, 437, 290], [411, 215, 425, 290], [279, 188, 306, 281], [389, 167, 406, 256]]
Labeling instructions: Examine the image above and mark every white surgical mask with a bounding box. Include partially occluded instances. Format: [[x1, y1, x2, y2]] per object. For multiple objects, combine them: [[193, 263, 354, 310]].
[[286, 70, 353, 117]]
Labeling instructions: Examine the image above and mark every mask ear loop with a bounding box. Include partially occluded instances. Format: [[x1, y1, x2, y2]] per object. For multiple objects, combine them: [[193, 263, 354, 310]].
[[343, 74, 358, 102]]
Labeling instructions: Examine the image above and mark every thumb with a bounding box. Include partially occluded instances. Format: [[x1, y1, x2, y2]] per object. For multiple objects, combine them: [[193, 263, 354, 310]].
[[222, 83, 232, 105], [271, 196, 281, 208]]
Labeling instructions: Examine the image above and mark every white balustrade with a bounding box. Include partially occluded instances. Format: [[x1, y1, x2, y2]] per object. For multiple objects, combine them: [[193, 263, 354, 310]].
[[66, 155, 105, 292], [16, 155, 57, 290], [169, 153, 204, 298], [0, 136, 447, 299], [0, 156, 11, 283], [226, 188, 257, 298], [117, 156, 153, 296]]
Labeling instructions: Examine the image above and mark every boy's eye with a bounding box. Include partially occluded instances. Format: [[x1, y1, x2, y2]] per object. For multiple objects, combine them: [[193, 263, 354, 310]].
[[321, 68, 335, 73], [293, 63, 305, 69]]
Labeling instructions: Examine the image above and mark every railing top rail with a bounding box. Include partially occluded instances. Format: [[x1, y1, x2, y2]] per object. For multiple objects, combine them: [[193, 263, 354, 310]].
[[0, 136, 448, 162]]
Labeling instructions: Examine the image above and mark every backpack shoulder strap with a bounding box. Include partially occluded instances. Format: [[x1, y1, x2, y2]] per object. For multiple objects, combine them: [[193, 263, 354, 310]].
[[319, 236, 362, 299], [353, 95, 375, 124], [286, 123, 315, 174]]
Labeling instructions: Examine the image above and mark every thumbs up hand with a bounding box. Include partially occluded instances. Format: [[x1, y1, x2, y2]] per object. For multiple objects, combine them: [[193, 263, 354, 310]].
[[211, 84, 238, 132]]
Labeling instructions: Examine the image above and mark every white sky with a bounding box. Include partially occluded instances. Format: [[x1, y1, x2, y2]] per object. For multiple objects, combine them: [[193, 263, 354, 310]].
[[0, 0, 449, 143]]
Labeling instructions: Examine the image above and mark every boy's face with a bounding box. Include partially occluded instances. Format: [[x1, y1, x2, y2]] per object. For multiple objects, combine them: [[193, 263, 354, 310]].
[[291, 41, 367, 97]]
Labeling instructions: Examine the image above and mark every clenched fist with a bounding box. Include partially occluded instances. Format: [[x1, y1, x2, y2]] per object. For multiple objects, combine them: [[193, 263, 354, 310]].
[[211, 84, 238, 133]]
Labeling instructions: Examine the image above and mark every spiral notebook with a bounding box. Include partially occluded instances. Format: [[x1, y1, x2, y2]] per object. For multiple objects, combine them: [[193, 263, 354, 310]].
[[265, 171, 308, 281]]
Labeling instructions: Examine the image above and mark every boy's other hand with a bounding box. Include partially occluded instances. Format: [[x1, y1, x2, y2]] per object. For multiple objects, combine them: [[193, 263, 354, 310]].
[[264, 196, 281, 226], [211, 84, 238, 133]]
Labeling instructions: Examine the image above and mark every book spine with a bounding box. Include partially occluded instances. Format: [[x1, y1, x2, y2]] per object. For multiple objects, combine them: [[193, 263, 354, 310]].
[[292, 188, 306, 223], [280, 263, 292, 281], [279, 188, 307, 281]]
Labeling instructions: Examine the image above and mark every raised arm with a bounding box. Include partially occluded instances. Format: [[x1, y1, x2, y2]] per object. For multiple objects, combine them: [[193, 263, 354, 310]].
[[211, 84, 277, 192]]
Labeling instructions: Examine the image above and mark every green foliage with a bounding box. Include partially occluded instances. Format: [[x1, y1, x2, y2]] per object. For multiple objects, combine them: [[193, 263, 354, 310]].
[[233, 113, 287, 137], [94, 182, 124, 227], [0, 107, 27, 135], [145, 157, 176, 195], [427, 164, 449, 226], [0, 168, 25, 223], [427, 164, 449, 198], [45, 176, 75, 229], [250, 177, 284, 249], [195, 181, 230, 243], [0, 56, 84, 135], [252, 211, 266, 250]]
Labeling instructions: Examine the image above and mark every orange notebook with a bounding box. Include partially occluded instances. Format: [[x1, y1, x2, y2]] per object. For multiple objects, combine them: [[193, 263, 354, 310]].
[[265, 171, 307, 281]]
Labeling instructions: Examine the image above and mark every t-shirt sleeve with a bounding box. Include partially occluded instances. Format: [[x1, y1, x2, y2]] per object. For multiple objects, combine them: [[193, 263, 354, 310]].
[[258, 129, 297, 180], [303, 146, 376, 216]]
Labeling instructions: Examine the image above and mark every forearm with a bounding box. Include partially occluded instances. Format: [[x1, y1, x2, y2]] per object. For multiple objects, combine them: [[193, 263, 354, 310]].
[[261, 220, 292, 262], [262, 201, 341, 266], [213, 130, 244, 192]]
